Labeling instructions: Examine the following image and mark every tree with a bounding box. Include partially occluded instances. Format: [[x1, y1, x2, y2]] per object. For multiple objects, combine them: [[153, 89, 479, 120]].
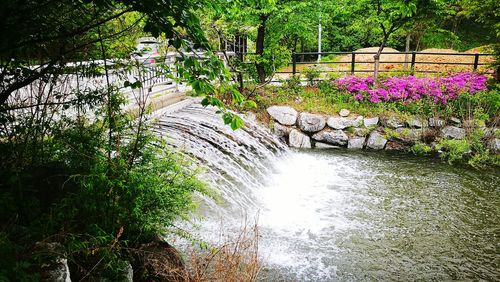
[[368, 0, 418, 80]]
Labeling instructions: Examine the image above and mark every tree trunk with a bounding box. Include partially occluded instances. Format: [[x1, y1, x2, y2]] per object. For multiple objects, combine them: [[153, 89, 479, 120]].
[[255, 14, 268, 83], [404, 33, 411, 69], [374, 35, 388, 82], [300, 38, 305, 61]]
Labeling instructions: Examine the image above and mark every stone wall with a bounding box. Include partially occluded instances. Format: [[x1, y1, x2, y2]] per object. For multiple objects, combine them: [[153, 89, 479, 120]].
[[266, 105, 500, 152]]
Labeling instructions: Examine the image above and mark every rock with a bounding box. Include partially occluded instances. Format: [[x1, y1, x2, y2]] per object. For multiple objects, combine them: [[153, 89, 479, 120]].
[[348, 137, 365, 149], [382, 116, 404, 129], [132, 241, 189, 282], [244, 112, 256, 122], [289, 129, 312, 148], [315, 142, 341, 149], [366, 131, 387, 150], [327, 116, 363, 130], [487, 138, 500, 153], [441, 126, 465, 139], [41, 258, 71, 282], [394, 128, 421, 143], [312, 129, 348, 146], [326, 117, 351, 130], [385, 141, 409, 151], [298, 113, 326, 133], [449, 117, 462, 126], [339, 109, 350, 117], [352, 127, 369, 137], [116, 261, 134, 282], [352, 116, 364, 127], [272, 123, 292, 138], [364, 117, 379, 127], [35, 242, 71, 282], [406, 118, 428, 128], [267, 106, 298, 125], [429, 118, 445, 128]]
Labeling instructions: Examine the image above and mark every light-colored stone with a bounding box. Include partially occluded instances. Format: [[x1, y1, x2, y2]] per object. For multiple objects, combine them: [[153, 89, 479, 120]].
[[352, 116, 364, 127], [394, 128, 421, 143], [441, 126, 465, 139], [298, 113, 326, 133], [267, 106, 298, 125], [315, 142, 341, 149], [366, 131, 388, 150], [272, 123, 292, 138], [327, 117, 351, 130], [339, 109, 350, 117], [327, 116, 363, 130], [487, 138, 500, 152], [406, 118, 428, 128], [449, 117, 462, 126], [429, 118, 445, 128], [364, 117, 379, 127], [352, 127, 369, 137], [312, 129, 348, 146], [41, 258, 71, 282], [382, 117, 404, 129], [348, 137, 365, 149], [289, 129, 311, 148]]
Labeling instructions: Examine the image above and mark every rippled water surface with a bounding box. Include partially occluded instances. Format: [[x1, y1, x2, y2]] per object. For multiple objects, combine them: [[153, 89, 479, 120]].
[[195, 150, 499, 281], [157, 102, 499, 281]]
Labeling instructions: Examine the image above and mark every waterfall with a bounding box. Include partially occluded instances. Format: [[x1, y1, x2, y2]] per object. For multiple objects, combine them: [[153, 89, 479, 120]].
[[152, 98, 288, 213]]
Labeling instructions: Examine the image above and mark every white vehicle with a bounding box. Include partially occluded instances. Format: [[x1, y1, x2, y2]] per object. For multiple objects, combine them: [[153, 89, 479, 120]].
[[132, 37, 160, 64]]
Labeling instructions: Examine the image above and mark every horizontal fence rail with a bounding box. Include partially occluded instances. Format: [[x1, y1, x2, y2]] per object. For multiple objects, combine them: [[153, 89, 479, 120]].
[[236, 51, 495, 76]]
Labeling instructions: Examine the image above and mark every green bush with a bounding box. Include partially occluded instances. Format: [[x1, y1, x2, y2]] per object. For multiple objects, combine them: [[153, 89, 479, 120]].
[[303, 66, 321, 86], [0, 89, 208, 279], [410, 142, 433, 156], [437, 139, 471, 164]]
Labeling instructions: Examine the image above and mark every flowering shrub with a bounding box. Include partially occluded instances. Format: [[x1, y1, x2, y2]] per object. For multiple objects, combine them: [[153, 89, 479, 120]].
[[334, 72, 488, 104]]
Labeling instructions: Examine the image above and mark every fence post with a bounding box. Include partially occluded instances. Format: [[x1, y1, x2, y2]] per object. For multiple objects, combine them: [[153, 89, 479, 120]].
[[292, 52, 297, 76], [351, 52, 356, 75], [473, 53, 479, 71], [411, 51, 416, 71]]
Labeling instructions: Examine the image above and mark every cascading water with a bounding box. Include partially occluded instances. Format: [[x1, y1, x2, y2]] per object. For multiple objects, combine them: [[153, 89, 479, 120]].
[[152, 98, 288, 215], [152, 98, 500, 281]]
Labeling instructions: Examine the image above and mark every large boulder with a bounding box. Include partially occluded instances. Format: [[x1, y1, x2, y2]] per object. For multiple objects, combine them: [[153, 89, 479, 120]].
[[315, 142, 340, 149], [312, 129, 348, 146], [132, 241, 189, 282], [429, 118, 445, 128], [289, 129, 312, 148], [348, 137, 365, 149], [441, 126, 465, 139], [487, 138, 500, 153], [327, 116, 363, 130], [272, 123, 293, 138], [406, 118, 428, 128], [448, 117, 462, 126], [35, 242, 71, 282], [267, 106, 298, 125], [364, 117, 379, 127], [298, 113, 326, 133], [382, 116, 404, 129], [366, 131, 388, 150], [393, 128, 421, 144]]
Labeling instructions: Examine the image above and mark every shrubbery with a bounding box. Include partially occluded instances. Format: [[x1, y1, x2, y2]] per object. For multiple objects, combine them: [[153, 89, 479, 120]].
[[0, 89, 208, 280]]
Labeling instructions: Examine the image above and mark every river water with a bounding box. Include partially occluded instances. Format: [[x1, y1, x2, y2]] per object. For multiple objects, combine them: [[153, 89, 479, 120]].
[[156, 100, 500, 281], [193, 150, 499, 281]]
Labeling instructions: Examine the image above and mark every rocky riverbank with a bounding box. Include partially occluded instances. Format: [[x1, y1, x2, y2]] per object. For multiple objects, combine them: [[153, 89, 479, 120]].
[[266, 105, 500, 154]]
